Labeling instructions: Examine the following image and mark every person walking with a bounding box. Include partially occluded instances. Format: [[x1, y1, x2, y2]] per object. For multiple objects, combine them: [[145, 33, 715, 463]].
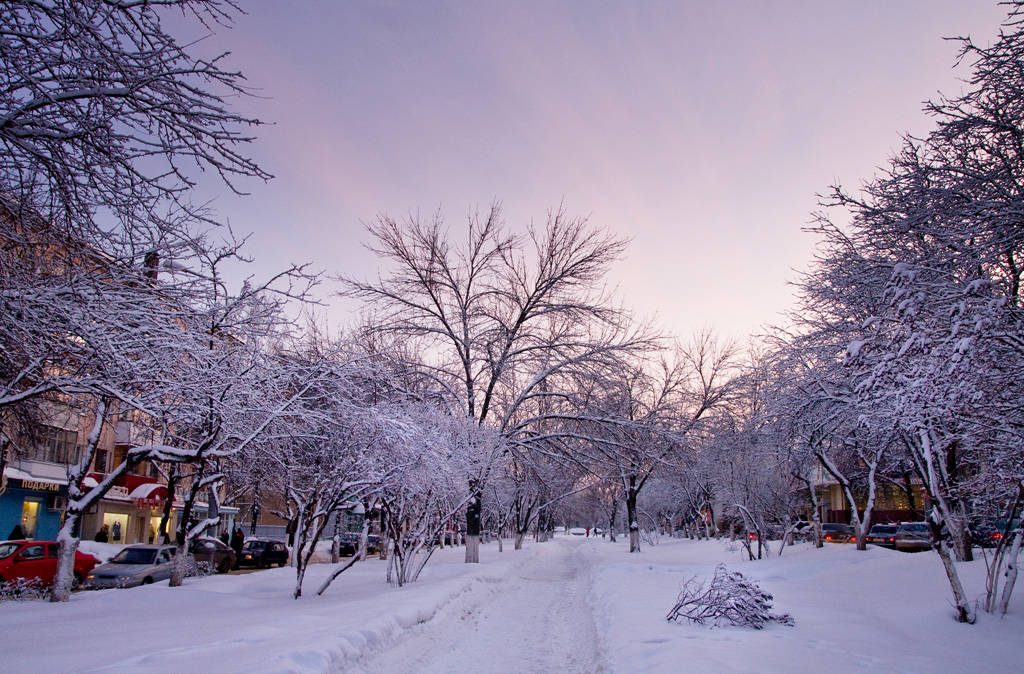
[[230, 526, 245, 569]]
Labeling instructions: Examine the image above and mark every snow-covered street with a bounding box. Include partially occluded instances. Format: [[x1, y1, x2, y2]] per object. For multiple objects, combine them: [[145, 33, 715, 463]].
[[349, 539, 603, 674], [3, 534, 1023, 674]]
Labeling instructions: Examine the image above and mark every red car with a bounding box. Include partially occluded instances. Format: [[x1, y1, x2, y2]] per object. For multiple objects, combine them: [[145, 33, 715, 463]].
[[0, 540, 98, 591]]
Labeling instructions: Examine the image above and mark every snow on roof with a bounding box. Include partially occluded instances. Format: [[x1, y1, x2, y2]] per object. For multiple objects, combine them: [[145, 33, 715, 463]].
[[2, 466, 65, 485], [128, 482, 165, 499]]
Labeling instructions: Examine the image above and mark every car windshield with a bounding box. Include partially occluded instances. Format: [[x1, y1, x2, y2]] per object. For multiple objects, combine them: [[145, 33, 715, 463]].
[[871, 526, 897, 533], [0, 542, 21, 559], [242, 541, 265, 551], [902, 523, 929, 533], [111, 548, 159, 564]]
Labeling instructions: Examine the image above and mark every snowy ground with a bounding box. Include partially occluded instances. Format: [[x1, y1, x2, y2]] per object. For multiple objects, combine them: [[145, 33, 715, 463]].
[[1, 534, 1021, 674]]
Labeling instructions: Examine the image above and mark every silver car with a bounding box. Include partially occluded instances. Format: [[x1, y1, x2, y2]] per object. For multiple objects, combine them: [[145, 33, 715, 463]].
[[84, 544, 180, 589], [895, 522, 933, 552]]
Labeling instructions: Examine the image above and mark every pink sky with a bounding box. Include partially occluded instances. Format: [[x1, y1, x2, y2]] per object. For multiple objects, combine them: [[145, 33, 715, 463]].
[[183, 1, 1006, 341]]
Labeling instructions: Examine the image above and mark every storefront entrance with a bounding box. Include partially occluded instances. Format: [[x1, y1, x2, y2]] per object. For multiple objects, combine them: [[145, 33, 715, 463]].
[[20, 500, 40, 538]]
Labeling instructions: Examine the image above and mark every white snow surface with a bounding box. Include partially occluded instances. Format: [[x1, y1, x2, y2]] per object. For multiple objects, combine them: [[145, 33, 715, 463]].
[[2, 535, 1021, 673]]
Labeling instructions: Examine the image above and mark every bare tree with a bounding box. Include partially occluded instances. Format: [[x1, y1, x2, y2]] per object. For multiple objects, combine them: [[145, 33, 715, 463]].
[[340, 203, 645, 562], [0, 0, 268, 246], [570, 334, 737, 552]]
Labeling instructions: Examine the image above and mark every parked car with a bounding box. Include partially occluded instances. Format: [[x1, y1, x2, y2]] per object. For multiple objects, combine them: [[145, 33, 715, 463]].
[[865, 524, 898, 548], [84, 544, 180, 589], [972, 518, 1022, 548], [0, 540, 97, 591], [237, 539, 289, 568], [334, 532, 380, 556], [188, 536, 237, 573], [790, 520, 813, 541], [821, 523, 855, 543], [895, 522, 933, 552]]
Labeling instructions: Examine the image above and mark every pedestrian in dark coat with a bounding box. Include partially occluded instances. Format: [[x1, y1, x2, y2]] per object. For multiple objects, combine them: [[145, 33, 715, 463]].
[[230, 526, 244, 568]]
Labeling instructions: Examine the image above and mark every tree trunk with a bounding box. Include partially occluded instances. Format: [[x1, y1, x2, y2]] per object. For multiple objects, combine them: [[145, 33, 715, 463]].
[[51, 398, 108, 602], [159, 466, 179, 544], [50, 515, 82, 602], [997, 529, 1022, 615], [170, 481, 200, 587], [901, 471, 921, 521], [936, 539, 974, 623], [608, 499, 618, 543], [465, 484, 481, 563], [626, 482, 640, 553]]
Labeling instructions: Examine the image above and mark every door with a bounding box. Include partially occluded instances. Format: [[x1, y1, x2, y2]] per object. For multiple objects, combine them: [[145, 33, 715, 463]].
[[12, 543, 52, 586], [20, 500, 40, 539]]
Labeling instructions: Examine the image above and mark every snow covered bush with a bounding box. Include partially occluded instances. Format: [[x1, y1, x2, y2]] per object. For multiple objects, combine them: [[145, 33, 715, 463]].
[[0, 577, 48, 602], [666, 564, 793, 629]]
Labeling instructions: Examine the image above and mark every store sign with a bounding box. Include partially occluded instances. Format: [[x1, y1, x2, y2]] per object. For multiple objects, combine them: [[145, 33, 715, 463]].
[[18, 479, 61, 492]]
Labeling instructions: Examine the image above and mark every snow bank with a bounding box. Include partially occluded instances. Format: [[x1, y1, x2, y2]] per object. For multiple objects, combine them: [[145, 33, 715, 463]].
[[582, 538, 1024, 674]]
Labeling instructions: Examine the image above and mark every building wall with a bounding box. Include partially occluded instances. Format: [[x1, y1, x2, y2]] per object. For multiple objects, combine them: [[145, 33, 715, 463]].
[[0, 482, 65, 539]]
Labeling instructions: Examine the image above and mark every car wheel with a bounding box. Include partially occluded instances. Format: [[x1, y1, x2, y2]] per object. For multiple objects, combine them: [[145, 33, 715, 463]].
[[218, 558, 232, 574], [72, 573, 83, 590], [256, 557, 266, 569], [142, 577, 153, 585], [278, 559, 287, 567]]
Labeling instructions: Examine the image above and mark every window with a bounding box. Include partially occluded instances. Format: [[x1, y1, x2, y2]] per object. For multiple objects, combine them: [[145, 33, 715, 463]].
[[112, 445, 128, 470], [18, 544, 45, 560], [29, 426, 79, 465]]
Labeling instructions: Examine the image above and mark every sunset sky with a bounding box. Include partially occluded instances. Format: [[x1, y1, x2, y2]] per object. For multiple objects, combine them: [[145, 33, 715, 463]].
[[183, 1, 1006, 341]]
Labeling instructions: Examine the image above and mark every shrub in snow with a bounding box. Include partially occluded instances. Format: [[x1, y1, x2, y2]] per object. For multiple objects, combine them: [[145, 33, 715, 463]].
[[666, 564, 794, 629], [0, 577, 48, 602]]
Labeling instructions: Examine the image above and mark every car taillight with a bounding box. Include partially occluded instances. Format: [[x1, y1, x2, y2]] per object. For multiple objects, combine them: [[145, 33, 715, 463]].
[[825, 535, 832, 540]]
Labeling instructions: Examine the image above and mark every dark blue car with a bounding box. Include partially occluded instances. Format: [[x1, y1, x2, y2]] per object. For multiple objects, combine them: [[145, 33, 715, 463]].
[[237, 539, 289, 568]]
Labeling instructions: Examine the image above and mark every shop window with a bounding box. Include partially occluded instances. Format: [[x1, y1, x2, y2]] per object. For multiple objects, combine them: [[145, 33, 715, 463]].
[[102, 513, 129, 543]]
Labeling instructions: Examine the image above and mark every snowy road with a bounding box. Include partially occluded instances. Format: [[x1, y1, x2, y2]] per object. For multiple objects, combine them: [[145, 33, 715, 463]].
[[346, 539, 605, 674]]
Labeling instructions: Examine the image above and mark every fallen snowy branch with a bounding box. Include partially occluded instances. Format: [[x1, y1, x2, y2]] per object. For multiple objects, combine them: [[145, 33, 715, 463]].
[[666, 564, 794, 629]]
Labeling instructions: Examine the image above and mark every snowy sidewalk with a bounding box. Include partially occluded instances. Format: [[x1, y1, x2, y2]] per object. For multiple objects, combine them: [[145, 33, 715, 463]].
[[0, 541, 532, 674], [347, 538, 604, 674]]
